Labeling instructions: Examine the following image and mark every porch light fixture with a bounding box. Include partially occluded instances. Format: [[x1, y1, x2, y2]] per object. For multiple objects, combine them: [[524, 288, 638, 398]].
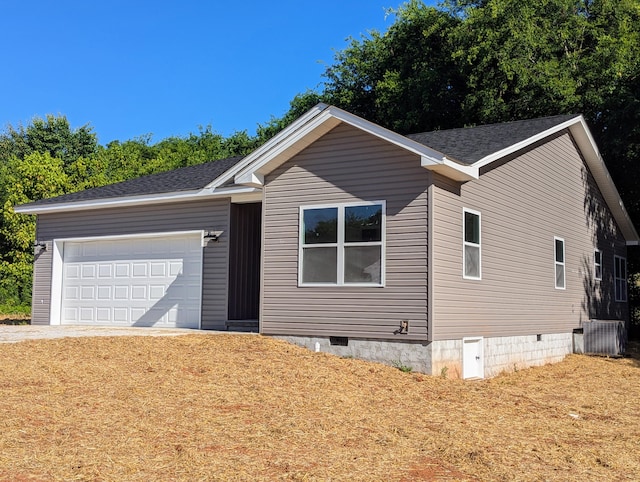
[[34, 240, 47, 251]]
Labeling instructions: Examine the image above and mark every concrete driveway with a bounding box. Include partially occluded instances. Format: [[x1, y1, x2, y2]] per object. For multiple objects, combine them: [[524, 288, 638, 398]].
[[0, 325, 228, 343]]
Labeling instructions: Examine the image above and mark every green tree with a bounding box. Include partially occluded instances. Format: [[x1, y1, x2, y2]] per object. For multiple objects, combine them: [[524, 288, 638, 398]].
[[0, 153, 69, 307], [0, 114, 98, 166], [257, 91, 325, 142], [323, 0, 464, 133]]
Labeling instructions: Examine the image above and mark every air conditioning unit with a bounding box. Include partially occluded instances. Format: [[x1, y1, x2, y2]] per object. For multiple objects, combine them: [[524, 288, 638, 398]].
[[581, 320, 626, 356]]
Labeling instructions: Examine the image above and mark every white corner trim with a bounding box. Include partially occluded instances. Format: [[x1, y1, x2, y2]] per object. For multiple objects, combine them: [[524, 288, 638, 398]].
[[49, 240, 64, 325]]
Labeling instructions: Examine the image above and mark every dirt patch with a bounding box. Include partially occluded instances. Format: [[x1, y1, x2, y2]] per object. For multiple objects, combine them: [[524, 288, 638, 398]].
[[0, 314, 30, 325], [0, 335, 638, 481]]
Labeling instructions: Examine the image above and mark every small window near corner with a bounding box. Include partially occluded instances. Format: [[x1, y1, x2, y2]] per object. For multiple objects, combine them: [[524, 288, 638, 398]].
[[614, 255, 627, 302], [463, 209, 481, 280], [594, 250, 602, 281], [554, 237, 565, 289]]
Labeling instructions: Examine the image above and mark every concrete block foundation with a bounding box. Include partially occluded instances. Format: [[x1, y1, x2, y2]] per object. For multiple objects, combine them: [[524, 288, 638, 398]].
[[275, 332, 574, 379]]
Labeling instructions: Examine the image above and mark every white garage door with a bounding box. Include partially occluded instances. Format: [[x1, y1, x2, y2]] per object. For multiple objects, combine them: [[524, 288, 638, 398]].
[[60, 233, 202, 328]]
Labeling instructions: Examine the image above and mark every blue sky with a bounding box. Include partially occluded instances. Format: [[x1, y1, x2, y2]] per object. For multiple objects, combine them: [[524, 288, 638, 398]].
[[0, 1, 436, 145]]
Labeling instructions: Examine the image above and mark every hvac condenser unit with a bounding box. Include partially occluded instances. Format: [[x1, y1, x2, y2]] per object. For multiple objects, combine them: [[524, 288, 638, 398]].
[[582, 320, 626, 357]]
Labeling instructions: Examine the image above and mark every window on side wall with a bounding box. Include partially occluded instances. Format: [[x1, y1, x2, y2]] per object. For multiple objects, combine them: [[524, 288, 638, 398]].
[[614, 255, 627, 302], [594, 250, 602, 281], [463, 209, 481, 280], [299, 201, 384, 286], [554, 237, 565, 289]]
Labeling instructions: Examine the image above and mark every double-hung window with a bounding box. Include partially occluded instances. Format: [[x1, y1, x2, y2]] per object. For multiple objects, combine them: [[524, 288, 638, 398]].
[[300, 201, 384, 286], [594, 250, 602, 281], [554, 237, 565, 289], [614, 255, 627, 302], [463, 209, 481, 279]]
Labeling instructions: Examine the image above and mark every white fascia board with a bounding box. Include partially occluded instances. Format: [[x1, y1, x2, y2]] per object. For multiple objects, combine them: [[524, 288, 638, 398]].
[[231, 104, 476, 185], [233, 109, 341, 186], [472, 114, 639, 244], [329, 107, 445, 160], [566, 119, 640, 243], [473, 115, 584, 169], [423, 156, 478, 181], [13, 185, 260, 215], [235, 172, 264, 187], [211, 103, 332, 189]]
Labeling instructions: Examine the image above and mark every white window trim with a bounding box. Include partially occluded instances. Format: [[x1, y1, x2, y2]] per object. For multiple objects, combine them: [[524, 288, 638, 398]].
[[298, 200, 386, 287], [614, 255, 627, 302], [594, 249, 602, 281], [463, 208, 481, 280], [554, 237, 565, 290]]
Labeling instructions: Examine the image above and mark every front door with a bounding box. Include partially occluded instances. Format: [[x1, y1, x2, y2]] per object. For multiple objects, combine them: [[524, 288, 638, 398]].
[[228, 203, 261, 320]]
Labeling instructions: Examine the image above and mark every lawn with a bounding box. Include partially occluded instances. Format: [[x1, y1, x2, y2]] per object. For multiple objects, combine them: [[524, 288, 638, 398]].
[[0, 334, 638, 481]]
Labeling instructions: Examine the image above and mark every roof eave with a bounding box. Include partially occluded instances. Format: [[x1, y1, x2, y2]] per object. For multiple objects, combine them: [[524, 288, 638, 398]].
[[473, 115, 639, 244], [233, 104, 475, 186], [423, 156, 478, 181], [567, 118, 640, 244], [13, 185, 261, 215]]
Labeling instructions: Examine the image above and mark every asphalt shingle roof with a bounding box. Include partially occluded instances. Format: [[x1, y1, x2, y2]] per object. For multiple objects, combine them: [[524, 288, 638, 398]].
[[20, 114, 580, 209], [407, 114, 578, 165], [24, 155, 245, 207]]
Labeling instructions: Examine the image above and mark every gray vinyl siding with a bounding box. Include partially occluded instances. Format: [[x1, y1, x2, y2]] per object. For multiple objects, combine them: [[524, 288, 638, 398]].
[[431, 131, 628, 341], [261, 123, 430, 340], [31, 198, 231, 329]]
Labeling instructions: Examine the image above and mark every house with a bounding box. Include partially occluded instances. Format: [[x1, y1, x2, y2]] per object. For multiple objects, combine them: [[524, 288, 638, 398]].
[[15, 104, 638, 378]]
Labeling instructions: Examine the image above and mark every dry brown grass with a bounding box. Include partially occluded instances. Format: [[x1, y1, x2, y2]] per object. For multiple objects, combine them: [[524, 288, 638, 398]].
[[0, 334, 638, 481]]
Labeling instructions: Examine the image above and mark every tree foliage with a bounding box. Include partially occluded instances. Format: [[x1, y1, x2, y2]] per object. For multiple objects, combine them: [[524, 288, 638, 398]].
[[0, 117, 257, 309], [0, 153, 68, 306], [1, 0, 639, 314], [0, 114, 98, 166]]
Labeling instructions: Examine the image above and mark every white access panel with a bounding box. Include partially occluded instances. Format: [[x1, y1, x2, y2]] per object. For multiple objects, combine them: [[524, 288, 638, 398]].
[[60, 234, 202, 328], [462, 337, 484, 379]]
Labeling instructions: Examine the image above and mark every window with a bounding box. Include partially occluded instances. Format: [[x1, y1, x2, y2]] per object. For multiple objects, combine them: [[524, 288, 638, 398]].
[[615, 255, 627, 302], [594, 250, 602, 281], [554, 237, 565, 289], [463, 209, 481, 279], [300, 202, 384, 286]]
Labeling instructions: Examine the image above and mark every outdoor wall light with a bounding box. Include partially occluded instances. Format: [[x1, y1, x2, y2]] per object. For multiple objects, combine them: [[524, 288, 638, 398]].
[[34, 240, 47, 251], [204, 230, 223, 242]]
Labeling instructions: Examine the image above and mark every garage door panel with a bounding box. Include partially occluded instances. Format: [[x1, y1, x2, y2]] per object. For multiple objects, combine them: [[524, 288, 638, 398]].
[[114, 308, 128, 322], [81, 265, 96, 278], [80, 286, 95, 300], [65, 264, 80, 279], [150, 263, 166, 277], [60, 234, 202, 328], [65, 286, 79, 300]]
